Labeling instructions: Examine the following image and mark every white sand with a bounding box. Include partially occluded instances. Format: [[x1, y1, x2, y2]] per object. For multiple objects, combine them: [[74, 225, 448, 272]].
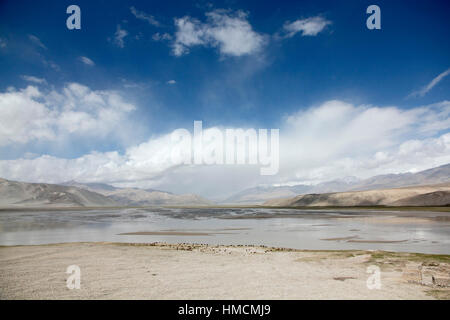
[[0, 242, 448, 299]]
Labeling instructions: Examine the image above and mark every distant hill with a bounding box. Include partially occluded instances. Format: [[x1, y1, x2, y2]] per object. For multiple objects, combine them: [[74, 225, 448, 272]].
[[62, 181, 118, 193], [264, 183, 450, 207], [101, 188, 213, 206], [63, 181, 212, 206], [224, 163, 450, 204], [0, 178, 119, 207]]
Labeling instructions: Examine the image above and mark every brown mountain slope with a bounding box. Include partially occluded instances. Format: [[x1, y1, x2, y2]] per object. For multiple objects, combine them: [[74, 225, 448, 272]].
[[263, 183, 450, 207], [391, 191, 450, 206]]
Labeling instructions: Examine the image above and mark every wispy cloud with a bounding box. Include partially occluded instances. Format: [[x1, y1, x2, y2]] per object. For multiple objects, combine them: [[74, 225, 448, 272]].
[[21, 75, 47, 84], [31, 51, 60, 71], [408, 68, 450, 98], [28, 34, 47, 49], [166, 80, 176, 84], [79, 56, 95, 66], [25, 38, 60, 71], [172, 9, 266, 57], [0, 38, 6, 48], [112, 25, 128, 48], [152, 32, 172, 41], [282, 16, 331, 38], [48, 61, 59, 71], [130, 6, 160, 26]]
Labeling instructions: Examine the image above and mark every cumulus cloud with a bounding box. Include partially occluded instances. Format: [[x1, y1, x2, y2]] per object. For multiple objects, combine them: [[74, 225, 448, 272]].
[[130, 6, 160, 26], [21, 75, 47, 84], [408, 68, 450, 98], [0, 83, 135, 146], [79, 56, 95, 66], [172, 10, 265, 57], [0, 134, 177, 184], [112, 25, 128, 48], [0, 99, 449, 198], [283, 16, 331, 38]]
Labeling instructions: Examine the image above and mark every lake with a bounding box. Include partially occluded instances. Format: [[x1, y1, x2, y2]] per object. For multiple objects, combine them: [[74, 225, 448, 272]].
[[0, 207, 449, 254]]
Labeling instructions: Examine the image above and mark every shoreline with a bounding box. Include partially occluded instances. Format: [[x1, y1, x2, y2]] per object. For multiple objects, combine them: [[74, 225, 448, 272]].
[[1, 242, 449, 299], [1, 205, 449, 212], [2, 240, 450, 255]]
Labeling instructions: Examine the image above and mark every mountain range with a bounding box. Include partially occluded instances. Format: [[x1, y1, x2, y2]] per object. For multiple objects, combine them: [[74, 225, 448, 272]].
[[0, 179, 212, 207], [223, 163, 450, 204], [1, 163, 449, 207], [0, 178, 118, 207], [62, 181, 213, 206]]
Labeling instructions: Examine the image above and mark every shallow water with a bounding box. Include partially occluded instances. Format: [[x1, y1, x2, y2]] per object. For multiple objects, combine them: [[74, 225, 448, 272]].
[[0, 207, 449, 254]]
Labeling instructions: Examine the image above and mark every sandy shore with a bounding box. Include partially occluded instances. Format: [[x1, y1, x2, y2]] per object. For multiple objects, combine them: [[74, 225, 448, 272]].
[[0, 242, 449, 299]]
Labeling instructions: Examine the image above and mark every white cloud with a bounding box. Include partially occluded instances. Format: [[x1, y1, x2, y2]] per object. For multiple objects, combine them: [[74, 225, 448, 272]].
[[21, 75, 47, 84], [112, 25, 128, 48], [79, 56, 95, 66], [172, 16, 206, 56], [0, 100, 449, 198], [0, 83, 135, 146], [0, 134, 177, 184], [278, 100, 450, 184], [408, 68, 450, 98], [283, 16, 331, 38], [28, 34, 47, 49], [0, 38, 6, 48], [172, 10, 265, 57], [130, 6, 160, 26], [166, 80, 176, 85]]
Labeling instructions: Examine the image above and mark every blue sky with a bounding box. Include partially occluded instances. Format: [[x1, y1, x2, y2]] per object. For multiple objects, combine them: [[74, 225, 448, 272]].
[[0, 0, 449, 198]]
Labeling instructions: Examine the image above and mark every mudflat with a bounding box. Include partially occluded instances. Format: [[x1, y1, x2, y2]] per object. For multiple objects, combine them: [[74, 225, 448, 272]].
[[0, 242, 449, 299]]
